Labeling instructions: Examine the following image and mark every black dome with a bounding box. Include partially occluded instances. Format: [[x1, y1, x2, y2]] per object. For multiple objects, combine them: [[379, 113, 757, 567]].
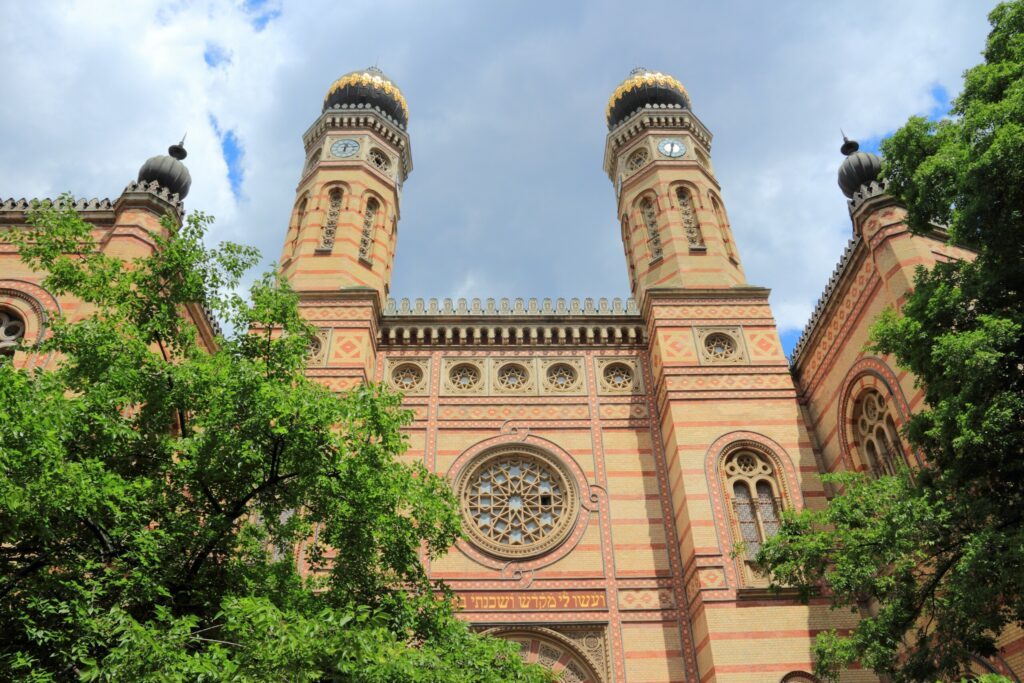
[[323, 67, 408, 127], [138, 142, 191, 199], [837, 139, 882, 198], [607, 68, 690, 129]]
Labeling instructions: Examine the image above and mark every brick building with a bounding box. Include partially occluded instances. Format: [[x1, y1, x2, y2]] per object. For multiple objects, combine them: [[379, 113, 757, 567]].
[[1, 66, 1020, 682]]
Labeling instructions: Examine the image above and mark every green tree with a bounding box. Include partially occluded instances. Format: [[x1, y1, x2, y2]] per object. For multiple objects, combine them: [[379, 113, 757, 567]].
[[0, 201, 552, 682], [757, 2, 1024, 681]]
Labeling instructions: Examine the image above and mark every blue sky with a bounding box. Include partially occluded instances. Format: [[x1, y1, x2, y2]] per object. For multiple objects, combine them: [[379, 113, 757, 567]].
[[0, 1, 993, 356]]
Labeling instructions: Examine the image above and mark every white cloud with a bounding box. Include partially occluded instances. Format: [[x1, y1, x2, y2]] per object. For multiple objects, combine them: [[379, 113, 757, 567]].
[[0, 0, 994, 348]]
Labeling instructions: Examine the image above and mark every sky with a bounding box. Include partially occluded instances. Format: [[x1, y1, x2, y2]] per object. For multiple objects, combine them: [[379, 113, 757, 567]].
[[0, 0, 995, 356]]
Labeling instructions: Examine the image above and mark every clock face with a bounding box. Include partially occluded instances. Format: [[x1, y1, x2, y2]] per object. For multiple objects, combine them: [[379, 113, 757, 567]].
[[658, 138, 686, 158], [330, 138, 360, 158]]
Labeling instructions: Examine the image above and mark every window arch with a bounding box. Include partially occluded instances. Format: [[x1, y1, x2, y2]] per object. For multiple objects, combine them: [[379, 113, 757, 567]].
[[359, 196, 380, 263], [320, 188, 343, 251], [710, 194, 736, 261], [674, 186, 705, 248], [853, 388, 906, 477], [621, 216, 637, 290], [722, 448, 785, 560], [638, 196, 663, 261], [781, 672, 820, 683], [287, 197, 308, 257], [0, 307, 26, 358]]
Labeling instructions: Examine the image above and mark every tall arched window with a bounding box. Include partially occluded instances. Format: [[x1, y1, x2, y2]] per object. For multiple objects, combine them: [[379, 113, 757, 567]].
[[622, 216, 637, 290], [853, 389, 906, 477], [0, 308, 26, 358], [320, 189, 343, 251], [359, 197, 379, 263], [289, 197, 308, 257], [723, 449, 784, 559], [639, 197, 663, 261], [710, 195, 736, 261], [674, 187, 705, 248]]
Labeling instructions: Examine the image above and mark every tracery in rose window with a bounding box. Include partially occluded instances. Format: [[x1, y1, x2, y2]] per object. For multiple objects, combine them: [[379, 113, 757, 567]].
[[0, 308, 26, 357]]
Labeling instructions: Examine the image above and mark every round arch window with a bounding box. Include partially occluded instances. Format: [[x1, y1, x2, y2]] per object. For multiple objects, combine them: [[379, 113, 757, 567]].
[[0, 308, 26, 357], [456, 446, 579, 559]]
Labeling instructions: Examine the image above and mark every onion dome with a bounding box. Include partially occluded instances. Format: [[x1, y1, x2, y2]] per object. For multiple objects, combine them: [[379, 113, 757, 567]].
[[323, 66, 408, 127], [837, 137, 882, 198], [137, 140, 192, 199], [606, 67, 691, 129]]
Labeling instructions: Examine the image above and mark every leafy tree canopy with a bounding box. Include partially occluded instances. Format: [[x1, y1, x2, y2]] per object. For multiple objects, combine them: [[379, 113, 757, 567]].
[[0, 202, 552, 682], [758, 2, 1024, 681]]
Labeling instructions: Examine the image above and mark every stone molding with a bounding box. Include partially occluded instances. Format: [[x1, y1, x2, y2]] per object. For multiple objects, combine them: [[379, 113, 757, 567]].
[[385, 296, 639, 316]]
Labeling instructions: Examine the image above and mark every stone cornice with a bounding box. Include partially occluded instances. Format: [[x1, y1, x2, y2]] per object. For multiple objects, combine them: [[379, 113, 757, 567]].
[[640, 286, 772, 319], [1, 196, 117, 226], [115, 180, 184, 221], [379, 297, 645, 347]]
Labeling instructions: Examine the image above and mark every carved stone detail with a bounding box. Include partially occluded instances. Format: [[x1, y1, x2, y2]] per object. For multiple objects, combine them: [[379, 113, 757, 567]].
[[539, 357, 585, 395], [694, 326, 748, 365], [441, 358, 486, 395], [595, 357, 643, 395], [384, 357, 429, 395], [307, 328, 330, 367]]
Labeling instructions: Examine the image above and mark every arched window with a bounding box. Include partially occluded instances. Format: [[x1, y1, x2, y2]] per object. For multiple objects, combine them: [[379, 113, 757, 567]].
[[320, 188, 343, 251], [853, 389, 906, 477], [674, 187, 705, 248], [622, 216, 637, 290], [781, 672, 820, 683], [639, 197, 663, 261], [289, 197, 308, 257], [710, 195, 736, 261], [0, 308, 26, 358], [723, 449, 784, 559], [359, 197, 379, 263]]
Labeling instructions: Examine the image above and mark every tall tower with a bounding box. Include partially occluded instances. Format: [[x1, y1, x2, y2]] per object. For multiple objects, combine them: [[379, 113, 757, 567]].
[[280, 67, 413, 388], [603, 69, 744, 301], [280, 67, 412, 301]]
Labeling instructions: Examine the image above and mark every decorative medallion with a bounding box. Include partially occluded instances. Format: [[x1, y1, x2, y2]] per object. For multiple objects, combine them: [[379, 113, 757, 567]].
[[388, 360, 427, 394], [695, 326, 748, 365], [543, 361, 581, 393], [596, 358, 642, 394], [368, 148, 391, 173], [456, 447, 579, 559], [446, 361, 484, 394], [494, 361, 532, 393]]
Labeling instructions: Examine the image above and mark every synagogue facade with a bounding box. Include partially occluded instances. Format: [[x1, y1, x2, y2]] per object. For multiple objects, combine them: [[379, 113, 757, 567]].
[[1, 66, 1021, 683]]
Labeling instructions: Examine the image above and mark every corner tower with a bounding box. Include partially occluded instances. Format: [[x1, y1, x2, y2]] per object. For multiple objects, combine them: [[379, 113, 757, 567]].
[[280, 67, 412, 302], [604, 69, 743, 301]]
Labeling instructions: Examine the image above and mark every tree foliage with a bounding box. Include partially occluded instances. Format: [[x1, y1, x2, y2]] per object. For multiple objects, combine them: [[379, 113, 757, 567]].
[[757, 2, 1024, 681], [0, 201, 552, 681]]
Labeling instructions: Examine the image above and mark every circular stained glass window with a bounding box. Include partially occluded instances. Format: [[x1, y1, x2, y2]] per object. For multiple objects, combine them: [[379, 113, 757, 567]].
[[368, 148, 391, 172], [603, 362, 634, 391], [391, 363, 423, 391], [449, 363, 481, 391], [704, 332, 737, 360], [545, 363, 578, 392], [457, 448, 579, 559], [496, 363, 530, 390]]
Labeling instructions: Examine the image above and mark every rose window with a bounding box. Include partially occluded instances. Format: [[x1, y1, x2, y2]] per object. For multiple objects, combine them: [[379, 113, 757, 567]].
[[625, 147, 649, 172], [449, 363, 481, 391], [854, 389, 905, 477], [0, 309, 26, 356], [704, 333, 737, 361], [368, 149, 391, 172], [392, 363, 423, 391], [496, 363, 529, 390], [545, 363, 578, 392], [603, 362, 634, 391], [458, 449, 579, 558]]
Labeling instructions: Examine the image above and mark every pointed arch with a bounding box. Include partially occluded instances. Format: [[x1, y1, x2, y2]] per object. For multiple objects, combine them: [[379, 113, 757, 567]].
[[359, 194, 382, 264], [838, 357, 920, 473], [708, 192, 737, 262], [285, 193, 309, 259]]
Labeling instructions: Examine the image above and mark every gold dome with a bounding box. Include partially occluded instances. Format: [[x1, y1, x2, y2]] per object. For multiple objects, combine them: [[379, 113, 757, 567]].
[[323, 67, 409, 126], [606, 68, 690, 128]]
